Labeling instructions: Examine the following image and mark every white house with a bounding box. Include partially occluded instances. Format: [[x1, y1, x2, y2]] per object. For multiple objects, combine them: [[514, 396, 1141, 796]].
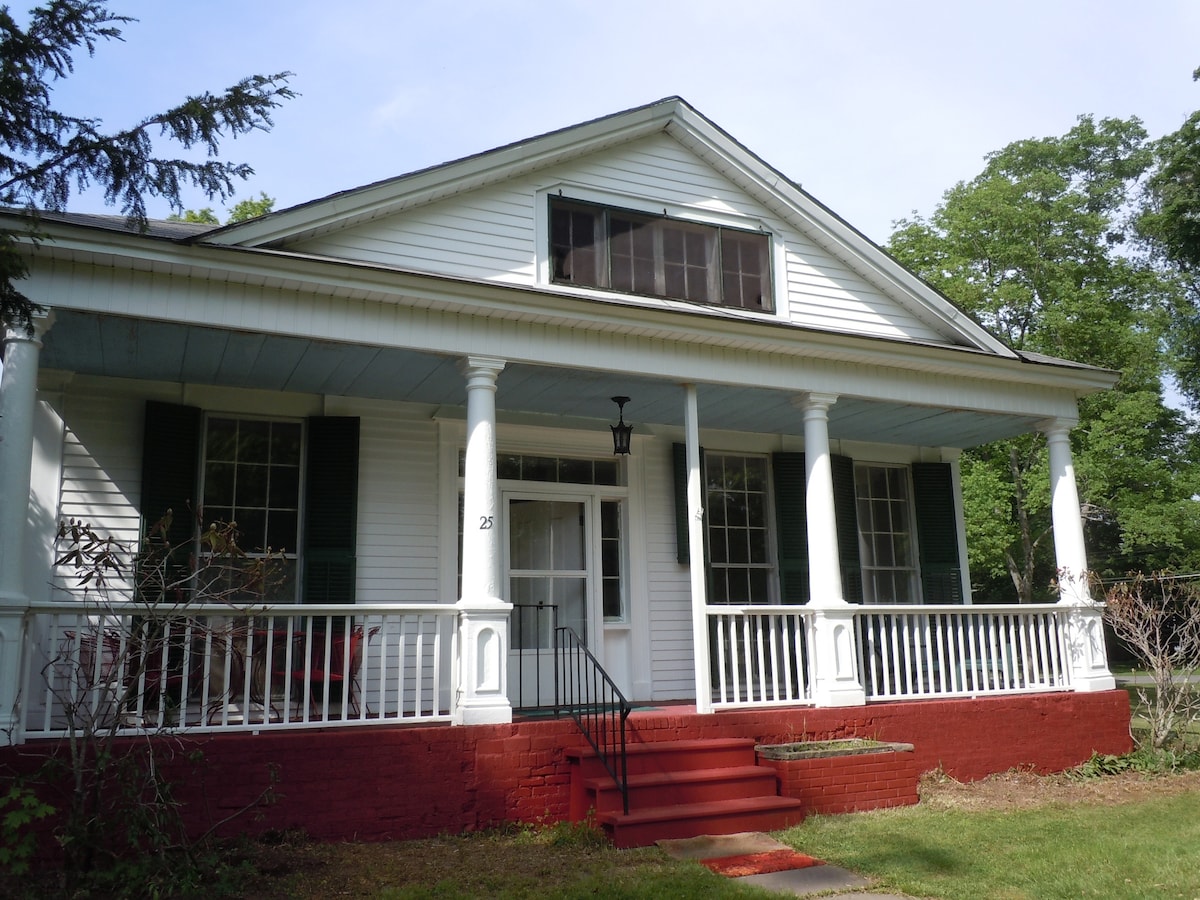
[[0, 98, 1118, 752]]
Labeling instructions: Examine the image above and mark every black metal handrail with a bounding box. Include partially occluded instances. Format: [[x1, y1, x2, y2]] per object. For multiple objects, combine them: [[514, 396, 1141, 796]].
[[555, 626, 631, 814]]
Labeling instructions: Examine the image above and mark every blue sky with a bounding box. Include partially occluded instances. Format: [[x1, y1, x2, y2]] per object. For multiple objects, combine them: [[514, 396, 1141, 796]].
[[41, 0, 1200, 244]]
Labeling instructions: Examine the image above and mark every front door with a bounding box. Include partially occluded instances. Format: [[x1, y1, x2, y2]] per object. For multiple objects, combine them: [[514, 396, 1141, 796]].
[[505, 494, 595, 708]]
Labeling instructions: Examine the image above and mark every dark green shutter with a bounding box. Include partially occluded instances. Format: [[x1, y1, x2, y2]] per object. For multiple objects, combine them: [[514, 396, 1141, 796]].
[[831, 454, 863, 603], [673, 442, 690, 564], [771, 452, 809, 604], [140, 401, 201, 597], [303, 417, 360, 604], [672, 442, 707, 565], [912, 462, 963, 603]]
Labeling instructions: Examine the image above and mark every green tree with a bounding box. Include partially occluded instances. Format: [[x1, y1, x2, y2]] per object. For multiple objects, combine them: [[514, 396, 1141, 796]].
[[889, 116, 1200, 601], [1138, 69, 1200, 408], [0, 1, 293, 332], [169, 191, 274, 225]]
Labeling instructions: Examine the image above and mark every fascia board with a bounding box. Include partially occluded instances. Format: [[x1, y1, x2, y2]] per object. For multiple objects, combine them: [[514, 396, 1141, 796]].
[[205, 100, 685, 248], [26, 224, 1118, 397]]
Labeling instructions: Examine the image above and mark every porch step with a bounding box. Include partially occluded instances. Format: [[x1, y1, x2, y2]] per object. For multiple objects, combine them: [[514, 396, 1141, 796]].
[[567, 737, 804, 848], [597, 795, 806, 849], [567, 737, 759, 779], [583, 765, 781, 814]]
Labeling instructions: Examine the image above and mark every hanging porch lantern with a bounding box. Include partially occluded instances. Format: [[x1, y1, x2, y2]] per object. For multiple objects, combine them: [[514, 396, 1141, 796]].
[[610, 396, 633, 455]]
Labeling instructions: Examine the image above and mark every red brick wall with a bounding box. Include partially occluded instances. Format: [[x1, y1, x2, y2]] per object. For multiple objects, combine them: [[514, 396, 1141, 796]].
[[760, 748, 922, 814], [1, 690, 1130, 847]]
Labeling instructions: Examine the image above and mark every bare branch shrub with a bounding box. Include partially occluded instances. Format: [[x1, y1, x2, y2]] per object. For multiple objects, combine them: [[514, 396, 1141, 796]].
[[1103, 573, 1200, 749], [10, 511, 285, 895]]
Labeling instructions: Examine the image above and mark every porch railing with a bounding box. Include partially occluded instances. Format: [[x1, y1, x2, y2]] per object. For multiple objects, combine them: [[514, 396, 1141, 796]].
[[555, 625, 630, 814], [21, 601, 458, 738], [855, 605, 1071, 700], [707, 605, 814, 707], [707, 603, 1072, 709]]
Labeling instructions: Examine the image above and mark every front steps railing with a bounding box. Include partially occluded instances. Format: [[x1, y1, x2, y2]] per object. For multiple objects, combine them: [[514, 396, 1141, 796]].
[[555, 625, 631, 814]]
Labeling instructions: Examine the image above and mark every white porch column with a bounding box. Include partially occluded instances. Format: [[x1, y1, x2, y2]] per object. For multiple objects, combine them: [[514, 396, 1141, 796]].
[[0, 311, 53, 745], [683, 384, 712, 714], [799, 392, 865, 707], [455, 356, 512, 725], [1043, 418, 1114, 692]]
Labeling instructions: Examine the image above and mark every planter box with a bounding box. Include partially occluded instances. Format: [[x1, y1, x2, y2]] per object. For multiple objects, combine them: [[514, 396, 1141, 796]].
[[755, 739, 920, 815]]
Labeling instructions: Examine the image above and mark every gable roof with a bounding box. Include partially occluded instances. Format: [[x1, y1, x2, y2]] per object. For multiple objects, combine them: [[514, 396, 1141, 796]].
[[201, 97, 1016, 359]]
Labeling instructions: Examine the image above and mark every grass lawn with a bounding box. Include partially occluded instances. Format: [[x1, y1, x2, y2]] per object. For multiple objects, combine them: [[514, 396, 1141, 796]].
[[785, 785, 1200, 899], [223, 771, 1200, 900]]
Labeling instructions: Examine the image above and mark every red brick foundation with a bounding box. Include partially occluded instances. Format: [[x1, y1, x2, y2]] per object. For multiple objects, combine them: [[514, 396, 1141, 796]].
[[757, 742, 922, 814], [1, 690, 1130, 848]]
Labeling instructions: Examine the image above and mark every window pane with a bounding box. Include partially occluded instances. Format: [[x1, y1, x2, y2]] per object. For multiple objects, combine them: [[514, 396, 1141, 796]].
[[559, 457, 592, 484], [268, 468, 300, 508], [266, 510, 298, 552], [749, 568, 770, 604], [206, 418, 238, 461], [749, 528, 768, 563], [234, 508, 266, 551], [236, 463, 268, 508], [727, 530, 749, 564], [270, 422, 302, 466], [497, 454, 522, 480], [238, 420, 270, 463], [720, 231, 772, 311], [602, 579, 622, 620], [550, 203, 602, 288], [204, 462, 234, 506], [593, 460, 619, 486]]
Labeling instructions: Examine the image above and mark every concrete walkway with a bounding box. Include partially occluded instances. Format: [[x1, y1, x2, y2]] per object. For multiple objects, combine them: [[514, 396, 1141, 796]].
[[657, 832, 916, 898]]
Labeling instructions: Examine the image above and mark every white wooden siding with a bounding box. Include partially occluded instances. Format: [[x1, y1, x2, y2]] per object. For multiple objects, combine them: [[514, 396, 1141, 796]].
[[339, 398, 442, 604], [290, 134, 954, 346], [642, 439, 697, 701], [53, 389, 147, 600]]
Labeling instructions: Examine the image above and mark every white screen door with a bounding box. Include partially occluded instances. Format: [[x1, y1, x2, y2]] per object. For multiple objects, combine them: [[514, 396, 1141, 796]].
[[506, 495, 593, 706]]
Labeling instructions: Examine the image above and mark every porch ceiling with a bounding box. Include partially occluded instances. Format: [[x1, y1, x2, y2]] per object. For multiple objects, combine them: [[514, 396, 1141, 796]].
[[40, 310, 1044, 448]]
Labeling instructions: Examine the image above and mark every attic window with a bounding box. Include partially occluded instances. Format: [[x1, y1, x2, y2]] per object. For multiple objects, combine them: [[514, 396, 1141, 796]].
[[550, 197, 773, 311]]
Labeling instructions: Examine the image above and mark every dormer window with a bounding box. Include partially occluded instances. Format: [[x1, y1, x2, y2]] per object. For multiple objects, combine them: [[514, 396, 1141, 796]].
[[550, 197, 773, 312]]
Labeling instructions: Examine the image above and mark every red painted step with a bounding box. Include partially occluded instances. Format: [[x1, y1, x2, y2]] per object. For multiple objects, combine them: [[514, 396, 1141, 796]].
[[597, 795, 806, 849], [567, 737, 806, 847], [583, 765, 781, 814]]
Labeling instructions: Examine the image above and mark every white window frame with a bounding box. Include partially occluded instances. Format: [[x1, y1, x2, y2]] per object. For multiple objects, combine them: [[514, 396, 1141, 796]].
[[534, 184, 784, 319], [198, 412, 305, 603], [703, 451, 775, 605], [854, 462, 919, 605]]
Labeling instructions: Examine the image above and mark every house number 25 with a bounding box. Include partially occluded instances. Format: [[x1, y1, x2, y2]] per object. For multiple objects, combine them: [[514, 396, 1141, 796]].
[[479, 516, 494, 530]]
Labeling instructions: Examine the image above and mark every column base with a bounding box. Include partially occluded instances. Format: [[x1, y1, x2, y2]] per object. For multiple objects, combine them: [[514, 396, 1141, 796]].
[[810, 683, 867, 708], [454, 698, 513, 726], [1071, 673, 1118, 692]]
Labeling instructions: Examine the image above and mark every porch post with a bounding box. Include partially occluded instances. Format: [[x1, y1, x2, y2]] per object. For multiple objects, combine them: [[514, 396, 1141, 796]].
[[1043, 418, 1114, 692], [799, 392, 865, 707], [0, 311, 53, 745], [683, 384, 712, 714], [455, 356, 512, 725]]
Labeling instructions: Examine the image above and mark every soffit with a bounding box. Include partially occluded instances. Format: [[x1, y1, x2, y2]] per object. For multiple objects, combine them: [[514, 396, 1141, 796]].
[[39, 310, 1052, 449]]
